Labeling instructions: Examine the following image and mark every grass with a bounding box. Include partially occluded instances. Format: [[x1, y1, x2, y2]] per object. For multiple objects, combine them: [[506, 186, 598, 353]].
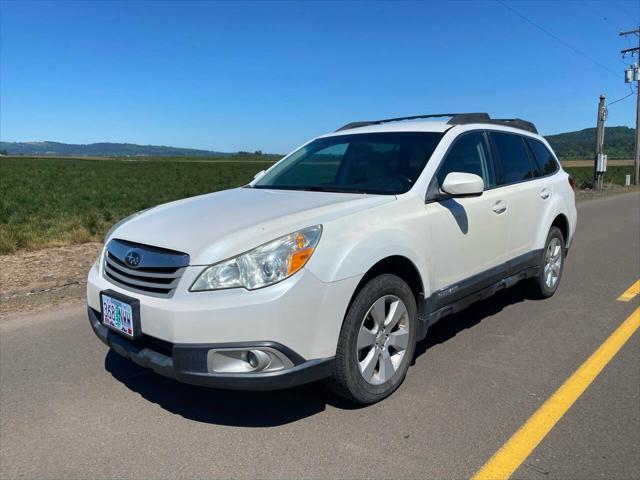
[[564, 165, 635, 188], [0, 157, 636, 255], [0, 157, 271, 254]]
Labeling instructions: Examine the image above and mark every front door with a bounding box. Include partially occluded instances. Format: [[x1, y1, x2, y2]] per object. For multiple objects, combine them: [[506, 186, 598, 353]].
[[426, 131, 508, 307]]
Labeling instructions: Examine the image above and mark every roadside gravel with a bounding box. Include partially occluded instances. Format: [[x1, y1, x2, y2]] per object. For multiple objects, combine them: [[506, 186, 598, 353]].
[[0, 242, 101, 318]]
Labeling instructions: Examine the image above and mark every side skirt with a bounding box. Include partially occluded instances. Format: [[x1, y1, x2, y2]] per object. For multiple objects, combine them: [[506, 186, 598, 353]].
[[426, 266, 539, 327], [416, 250, 543, 340]]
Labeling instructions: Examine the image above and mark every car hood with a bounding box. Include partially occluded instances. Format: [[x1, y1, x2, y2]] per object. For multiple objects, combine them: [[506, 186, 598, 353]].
[[110, 187, 394, 265]]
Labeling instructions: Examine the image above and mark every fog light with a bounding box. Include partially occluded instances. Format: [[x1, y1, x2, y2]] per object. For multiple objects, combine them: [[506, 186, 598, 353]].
[[207, 347, 294, 374], [247, 351, 259, 369], [246, 350, 271, 370]]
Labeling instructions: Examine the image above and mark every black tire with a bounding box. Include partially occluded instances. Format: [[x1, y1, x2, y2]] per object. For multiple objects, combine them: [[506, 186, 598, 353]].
[[526, 226, 565, 299], [327, 274, 417, 405]]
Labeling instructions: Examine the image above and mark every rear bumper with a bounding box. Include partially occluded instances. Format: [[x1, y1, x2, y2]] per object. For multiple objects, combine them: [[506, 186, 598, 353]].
[[88, 307, 333, 390]]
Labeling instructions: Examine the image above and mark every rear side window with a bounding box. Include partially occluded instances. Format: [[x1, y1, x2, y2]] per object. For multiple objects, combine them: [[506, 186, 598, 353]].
[[527, 138, 559, 177], [490, 132, 533, 185], [437, 132, 495, 188]]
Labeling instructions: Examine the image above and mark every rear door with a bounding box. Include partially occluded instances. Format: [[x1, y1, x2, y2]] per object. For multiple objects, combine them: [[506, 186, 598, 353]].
[[426, 131, 508, 303], [488, 131, 551, 263]]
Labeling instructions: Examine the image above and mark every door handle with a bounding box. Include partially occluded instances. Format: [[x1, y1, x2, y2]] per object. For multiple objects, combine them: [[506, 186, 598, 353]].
[[540, 188, 551, 200], [492, 200, 507, 214]]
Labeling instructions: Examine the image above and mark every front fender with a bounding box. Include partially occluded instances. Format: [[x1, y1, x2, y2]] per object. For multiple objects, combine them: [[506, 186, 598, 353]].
[[306, 196, 431, 295]]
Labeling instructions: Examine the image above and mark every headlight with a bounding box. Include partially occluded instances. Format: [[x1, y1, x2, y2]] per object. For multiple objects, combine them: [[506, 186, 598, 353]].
[[190, 225, 322, 291]]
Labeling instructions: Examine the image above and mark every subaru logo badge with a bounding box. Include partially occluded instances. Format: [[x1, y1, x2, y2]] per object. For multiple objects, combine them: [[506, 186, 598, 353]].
[[124, 250, 142, 268]]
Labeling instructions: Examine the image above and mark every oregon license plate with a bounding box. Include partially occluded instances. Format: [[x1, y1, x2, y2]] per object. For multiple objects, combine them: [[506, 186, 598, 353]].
[[101, 294, 135, 338]]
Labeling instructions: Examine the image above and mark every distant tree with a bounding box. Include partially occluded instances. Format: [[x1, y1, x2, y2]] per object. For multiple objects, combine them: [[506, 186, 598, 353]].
[[253, 150, 263, 156], [545, 126, 635, 160]]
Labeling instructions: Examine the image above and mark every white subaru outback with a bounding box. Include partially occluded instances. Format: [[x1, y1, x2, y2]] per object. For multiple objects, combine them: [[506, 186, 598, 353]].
[[87, 113, 577, 404]]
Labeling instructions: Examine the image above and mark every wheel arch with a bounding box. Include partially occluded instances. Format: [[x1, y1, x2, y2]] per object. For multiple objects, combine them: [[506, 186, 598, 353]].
[[551, 213, 570, 245], [345, 255, 426, 323], [533, 194, 571, 251]]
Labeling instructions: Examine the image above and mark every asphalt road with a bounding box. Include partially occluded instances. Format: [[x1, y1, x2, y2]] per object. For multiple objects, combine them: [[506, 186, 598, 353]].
[[1, 193, 639, 480]]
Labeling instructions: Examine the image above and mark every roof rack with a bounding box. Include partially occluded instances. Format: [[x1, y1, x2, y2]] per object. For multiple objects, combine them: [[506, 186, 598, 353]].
[[476, 118, 538, 134], [335, 113, 538, 134]]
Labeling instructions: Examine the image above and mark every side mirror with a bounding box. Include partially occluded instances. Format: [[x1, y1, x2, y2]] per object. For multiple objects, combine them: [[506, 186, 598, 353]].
[[441, 172, 484, 197], [253, 170, 266, 182]]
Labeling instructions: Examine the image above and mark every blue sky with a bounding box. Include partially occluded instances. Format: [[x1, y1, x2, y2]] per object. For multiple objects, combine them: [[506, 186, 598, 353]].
[[1, 0, 638, 153]]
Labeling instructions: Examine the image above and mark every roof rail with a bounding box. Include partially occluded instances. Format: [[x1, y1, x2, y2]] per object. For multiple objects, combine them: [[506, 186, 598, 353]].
[[335, 113, 538, 134], [492, 118, 538, 133], [449, 116, 538, 133], [335, 113, 488, 132]]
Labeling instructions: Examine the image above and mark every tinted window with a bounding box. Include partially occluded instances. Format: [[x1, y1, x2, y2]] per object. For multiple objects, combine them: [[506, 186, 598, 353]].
[[255, 132, 443, 194], [490, 132, 533, 184], [527, 138, 559, 177], [437, 132, 495, 188]]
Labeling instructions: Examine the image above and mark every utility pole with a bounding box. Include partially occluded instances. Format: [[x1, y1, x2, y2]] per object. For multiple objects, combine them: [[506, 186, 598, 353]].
[[594, 95, 606, 189], [620, 27, 640, 185]]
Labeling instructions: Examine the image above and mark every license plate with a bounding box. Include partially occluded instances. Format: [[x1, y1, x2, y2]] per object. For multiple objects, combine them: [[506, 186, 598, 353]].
[[101, 293, 136, 338]]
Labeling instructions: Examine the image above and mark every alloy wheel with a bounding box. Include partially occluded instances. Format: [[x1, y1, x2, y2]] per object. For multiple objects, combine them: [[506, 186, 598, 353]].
[[544, 237, 562, 289], [356, 295, 410, 385]]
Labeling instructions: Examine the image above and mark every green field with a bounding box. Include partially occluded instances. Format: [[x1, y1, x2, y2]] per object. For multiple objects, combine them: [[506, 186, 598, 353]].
[[0, 157, 273, 254], [0, 157, 635, 254], [564, 165, 634, 188]]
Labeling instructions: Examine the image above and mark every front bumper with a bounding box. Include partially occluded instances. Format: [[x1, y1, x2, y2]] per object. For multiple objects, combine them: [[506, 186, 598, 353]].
[[88, 307, 333, 390], [87, 260, 361, 360]]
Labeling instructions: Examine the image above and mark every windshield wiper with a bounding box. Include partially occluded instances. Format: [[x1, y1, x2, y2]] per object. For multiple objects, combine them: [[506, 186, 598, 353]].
[[297, 186, 368, 194], [253, 185, 368, 194]]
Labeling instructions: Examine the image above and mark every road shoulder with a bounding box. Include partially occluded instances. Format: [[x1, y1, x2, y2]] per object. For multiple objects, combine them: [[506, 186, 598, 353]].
[[0, 242, 101, 319]]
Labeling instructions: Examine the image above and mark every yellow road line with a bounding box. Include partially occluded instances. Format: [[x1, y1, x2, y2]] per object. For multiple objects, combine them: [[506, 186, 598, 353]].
[[618, 280, 640, 302], [472, 306, 640, 480]]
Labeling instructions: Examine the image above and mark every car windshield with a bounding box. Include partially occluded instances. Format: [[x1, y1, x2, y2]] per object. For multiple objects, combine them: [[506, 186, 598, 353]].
[[253, 132, 444, 194]]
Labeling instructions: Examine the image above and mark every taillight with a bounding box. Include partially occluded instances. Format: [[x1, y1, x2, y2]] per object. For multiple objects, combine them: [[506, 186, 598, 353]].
[[568, 175, 575, 189]]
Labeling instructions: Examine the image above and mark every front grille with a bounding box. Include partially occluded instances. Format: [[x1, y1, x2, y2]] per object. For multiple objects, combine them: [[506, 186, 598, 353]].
[[103, 239, 189, 298]]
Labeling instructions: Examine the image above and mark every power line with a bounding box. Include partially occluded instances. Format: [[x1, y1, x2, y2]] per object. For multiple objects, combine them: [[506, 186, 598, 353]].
[[495, 0, 621, 79], [613, 1, 639, 23], [606, 87, 636, 107]]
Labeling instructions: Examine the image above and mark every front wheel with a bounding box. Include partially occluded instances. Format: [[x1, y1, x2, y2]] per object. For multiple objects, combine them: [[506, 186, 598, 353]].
[[327, 274, 417, 405], [526, 226, 565, 299]]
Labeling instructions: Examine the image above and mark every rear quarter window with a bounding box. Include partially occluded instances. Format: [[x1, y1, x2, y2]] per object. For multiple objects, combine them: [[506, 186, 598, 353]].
[[490, 131, 533, 185], [527, 138, 559, 177]]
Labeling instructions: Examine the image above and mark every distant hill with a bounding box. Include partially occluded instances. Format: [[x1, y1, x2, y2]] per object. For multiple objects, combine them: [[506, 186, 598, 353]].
[[545, 126, 635, 160], [1, 126, 635, 159], [0, 141, 232, 157]]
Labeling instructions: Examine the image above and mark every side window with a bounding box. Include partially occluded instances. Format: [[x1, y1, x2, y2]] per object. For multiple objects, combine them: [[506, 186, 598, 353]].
[[436, 132, 495, 188], [490, 132, 533, 185], [527, 138, 559, 177]]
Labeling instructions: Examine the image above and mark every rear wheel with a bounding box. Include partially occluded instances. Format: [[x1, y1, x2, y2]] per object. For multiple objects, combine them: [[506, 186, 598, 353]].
[[527, 226, 565, 299], [328, 274, 417, 405]]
